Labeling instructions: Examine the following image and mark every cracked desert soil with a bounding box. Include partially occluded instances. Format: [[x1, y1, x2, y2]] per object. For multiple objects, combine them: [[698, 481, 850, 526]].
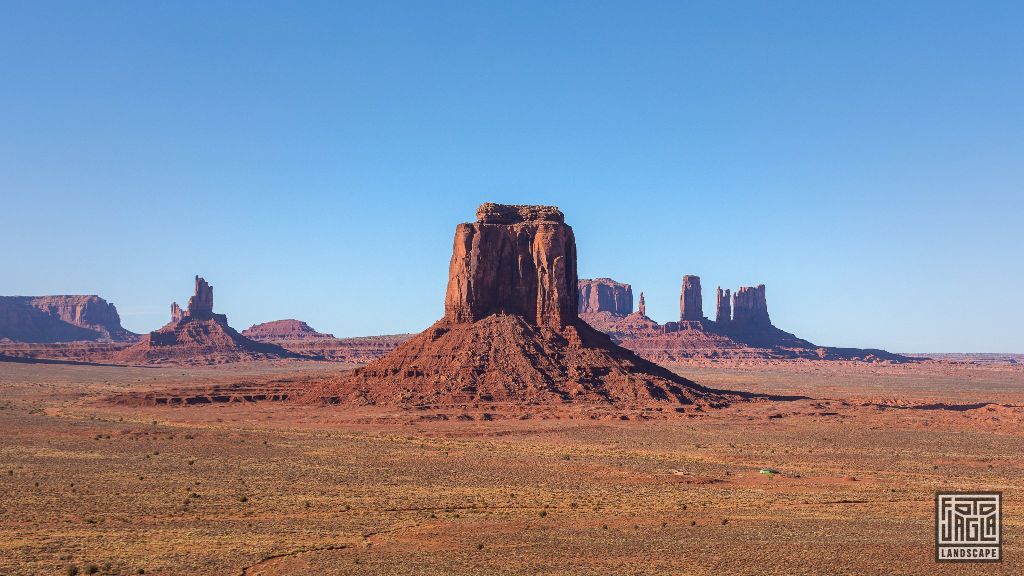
[[1, 359, 1022, 575]]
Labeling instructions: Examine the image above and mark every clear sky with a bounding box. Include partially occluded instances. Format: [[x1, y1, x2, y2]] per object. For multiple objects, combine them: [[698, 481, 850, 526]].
[[1, 1, 1021, 352]]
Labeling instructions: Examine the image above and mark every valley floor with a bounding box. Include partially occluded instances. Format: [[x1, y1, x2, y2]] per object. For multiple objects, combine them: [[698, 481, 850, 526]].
[[1, 359, 1022, 575]]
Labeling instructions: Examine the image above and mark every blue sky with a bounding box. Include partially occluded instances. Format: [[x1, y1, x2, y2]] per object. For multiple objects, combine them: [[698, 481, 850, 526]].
[[1, 1, 1021, 352]]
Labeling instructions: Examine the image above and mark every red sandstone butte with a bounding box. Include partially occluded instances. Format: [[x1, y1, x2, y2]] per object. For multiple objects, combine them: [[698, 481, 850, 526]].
[[116, 276, 295, 365], [679, 275, 703, 321], [304, 204, 731, 409]]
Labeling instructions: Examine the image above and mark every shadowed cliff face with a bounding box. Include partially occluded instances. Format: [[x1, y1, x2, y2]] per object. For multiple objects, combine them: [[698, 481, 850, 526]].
[[578, 278, 633, 316], [0, 295, 136, 342], [444, 204, 578, 328]]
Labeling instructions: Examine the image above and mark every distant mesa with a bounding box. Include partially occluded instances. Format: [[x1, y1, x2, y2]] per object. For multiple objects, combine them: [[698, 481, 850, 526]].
[[579, 275, 909, 363], [304, 203, 733, 409], [243, 319, 412, 363], [115, 276, 296, 365], [0, 295, 137, 343], [579, 278, 633, 316], [243, 319, 335, 340]]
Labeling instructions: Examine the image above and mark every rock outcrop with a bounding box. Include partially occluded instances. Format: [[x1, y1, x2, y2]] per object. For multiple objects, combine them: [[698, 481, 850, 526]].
[[186, 276, 214, 317], [732, 284, 771, 327], [578, 278, 633, 316], [0, 295, 137, 342], [716, 287, 731, 324], [638, 292, 646, 317], [581, 276, 910, 363], [680, 275, 703, 321], [242, 320, 412, 363], [116, 276, 295, 365], [243, 319, 334, 340], [304, 204, 732, 410], [170, 302, 185, 323], [445, 203, 578, 328]]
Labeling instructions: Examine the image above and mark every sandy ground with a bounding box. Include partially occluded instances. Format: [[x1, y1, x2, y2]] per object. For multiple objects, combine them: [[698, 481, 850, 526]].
[[1, 359, 1022, 575]]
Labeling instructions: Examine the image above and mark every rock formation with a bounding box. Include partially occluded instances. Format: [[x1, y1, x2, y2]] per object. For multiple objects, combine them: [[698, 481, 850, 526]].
[[445, 204, 578, 328], [0, 295, 137, 342], [638, 292, 646, 317], [732, 284, 771, 327], [580, 277, 910, 363], [304, 204, 731, 409], [578, 278, 633, 316], [116, 276, 295, 364], [680, 275, 703, 321], [243, 319, 334, 340], [170, 302, 185, 323], [241, 320, 413, 363], [186, 276, 214, 317], [716, 287, 731, 324]]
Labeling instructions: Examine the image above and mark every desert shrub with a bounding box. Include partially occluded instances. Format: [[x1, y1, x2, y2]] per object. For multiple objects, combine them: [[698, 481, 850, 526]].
[[65, 566, 79, 576], [538, 510, 547, 518], [85, 564, 99, 574]]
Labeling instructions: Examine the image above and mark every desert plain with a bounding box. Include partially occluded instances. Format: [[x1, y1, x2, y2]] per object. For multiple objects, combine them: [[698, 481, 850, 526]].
[[2, 358, 1021, 576]]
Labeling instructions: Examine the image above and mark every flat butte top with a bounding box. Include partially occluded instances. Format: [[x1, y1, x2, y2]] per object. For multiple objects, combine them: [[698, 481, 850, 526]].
[[476, 203, 564, 224]]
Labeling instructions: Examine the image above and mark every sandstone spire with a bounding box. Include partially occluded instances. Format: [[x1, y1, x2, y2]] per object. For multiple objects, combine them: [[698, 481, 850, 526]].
[[170, 302, 184, 323], [638, 292, 646, 317], [679, 275, 703, 321], [715, 287, 731, 323], [116, 276, 293, 364], [185, 276, 214, 317]]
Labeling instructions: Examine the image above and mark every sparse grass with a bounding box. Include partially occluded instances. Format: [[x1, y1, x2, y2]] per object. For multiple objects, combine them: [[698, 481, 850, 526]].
[[1, 360, 1022, 575]]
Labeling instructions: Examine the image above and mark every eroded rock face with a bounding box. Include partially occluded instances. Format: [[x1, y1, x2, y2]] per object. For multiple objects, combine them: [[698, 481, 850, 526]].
[[186, 276, 214, 317], [578, 278, 633, 316], [716, 287, 731, 323], [680, 275, 703, 321], [444, 204, 578, 328], [638, 292, 646, 317], [732, 284, 771, 327], [0, 295, 137, 342], [170, 302, 185, 323]]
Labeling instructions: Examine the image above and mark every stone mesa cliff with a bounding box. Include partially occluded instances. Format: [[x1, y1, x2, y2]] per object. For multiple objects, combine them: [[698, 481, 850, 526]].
[[304, 204, 732, 409], [116, 276, 295, 365], [0, 295, 137, 343], [578, 278, 633, 316]]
